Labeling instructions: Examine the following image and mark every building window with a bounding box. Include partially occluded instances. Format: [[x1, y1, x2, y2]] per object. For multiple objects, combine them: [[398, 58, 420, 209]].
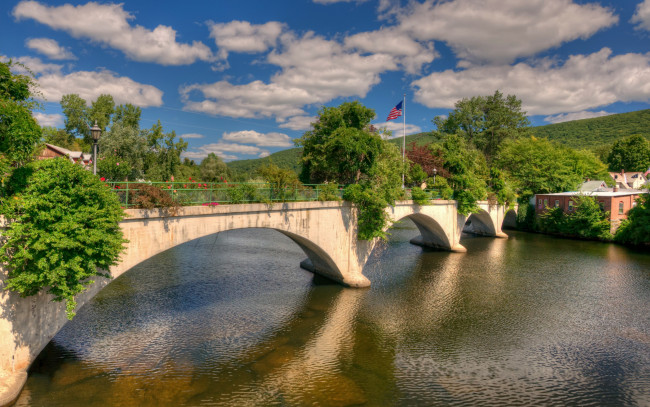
[[544, 199, 548, 208], [538, 199, 543, 209], [554, 200, 560, 208], [568, 201, 574, 211], [619, 201, 624, 215]]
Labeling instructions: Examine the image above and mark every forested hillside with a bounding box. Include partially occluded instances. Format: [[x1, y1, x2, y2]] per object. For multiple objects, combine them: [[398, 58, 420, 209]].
[[531, 109, 650, 149]]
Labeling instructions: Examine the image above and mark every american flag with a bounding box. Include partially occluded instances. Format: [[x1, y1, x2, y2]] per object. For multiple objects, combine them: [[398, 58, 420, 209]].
[[386, 101, 403, 121]]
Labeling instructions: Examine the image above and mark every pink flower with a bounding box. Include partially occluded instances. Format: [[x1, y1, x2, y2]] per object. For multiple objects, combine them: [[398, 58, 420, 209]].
[[116, 162, 119, 166]]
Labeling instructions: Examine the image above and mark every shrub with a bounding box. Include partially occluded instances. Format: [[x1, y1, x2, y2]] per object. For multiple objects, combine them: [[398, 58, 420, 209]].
[[343, 184, 390, 240], [0, 158, 126, 319], [227, 183, 260, 204], [615, 194, 650, 245], [98, 154, 131, 182], [130, 183, 179, 211], [317, 183, 341, 202], [410, 186, 430, 205]]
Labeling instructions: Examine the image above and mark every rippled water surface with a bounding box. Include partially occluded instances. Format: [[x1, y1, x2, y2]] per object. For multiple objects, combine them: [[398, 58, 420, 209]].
[[16, 222, 650, 406]]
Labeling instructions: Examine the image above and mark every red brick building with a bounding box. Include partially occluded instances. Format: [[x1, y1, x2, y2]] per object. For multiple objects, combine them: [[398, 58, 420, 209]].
[[534, 190, 643, 232]]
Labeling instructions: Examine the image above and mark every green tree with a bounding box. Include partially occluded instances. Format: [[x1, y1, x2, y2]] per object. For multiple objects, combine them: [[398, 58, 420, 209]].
[[99, 122, 147, 180], [258, 163, 300, 202], [615, 194, 650, 245], [607, 134, 650, 172], [88, 94, 115, 137], [199, 152, 228, 182], [42, 126, 79, 150], [143, 121, 188, 181], [495, 137, 607, 199], [296, 101, 381, 184], [0, 61, 42, 166], [0, 158, 126, 319], [61, 94, 90, 145], [434, 90, 530, 162], [113, 103, 141, 129]]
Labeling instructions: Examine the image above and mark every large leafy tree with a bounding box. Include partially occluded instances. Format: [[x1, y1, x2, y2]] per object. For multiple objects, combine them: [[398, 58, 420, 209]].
[[495, 136, 609, 198], [615, 194, 650, 245], [61, 93, 90, 144], [199, 152, 228, 182], [433, 90, 530, 162], [296, 101, 382, 185], [143, 121, 188, 181], [0, 60, 42, 167], [606, 134, 650, 172]]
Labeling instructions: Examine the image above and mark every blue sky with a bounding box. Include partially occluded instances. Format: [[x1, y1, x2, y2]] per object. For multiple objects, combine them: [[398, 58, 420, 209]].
[[2, 0, 650, 162]]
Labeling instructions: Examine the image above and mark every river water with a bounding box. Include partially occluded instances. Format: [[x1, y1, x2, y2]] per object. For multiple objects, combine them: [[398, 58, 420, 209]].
[[15, 221, 650, 406]]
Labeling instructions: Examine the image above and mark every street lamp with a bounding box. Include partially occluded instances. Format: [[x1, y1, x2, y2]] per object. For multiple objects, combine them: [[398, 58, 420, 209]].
[[433, 167, 437, 184], [90, 120, 101, 175]]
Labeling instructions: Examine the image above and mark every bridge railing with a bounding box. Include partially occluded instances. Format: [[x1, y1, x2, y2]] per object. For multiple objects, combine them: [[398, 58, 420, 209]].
[[106, 181, 445, 208], [107, 182, 345, 207]]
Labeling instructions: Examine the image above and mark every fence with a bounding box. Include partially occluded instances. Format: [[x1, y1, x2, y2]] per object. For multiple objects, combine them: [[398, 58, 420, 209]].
[[107, 181, 442, 208]]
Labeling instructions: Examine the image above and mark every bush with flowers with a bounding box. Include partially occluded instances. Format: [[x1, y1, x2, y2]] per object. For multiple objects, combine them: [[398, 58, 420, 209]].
[[97, 154, 131, 182]]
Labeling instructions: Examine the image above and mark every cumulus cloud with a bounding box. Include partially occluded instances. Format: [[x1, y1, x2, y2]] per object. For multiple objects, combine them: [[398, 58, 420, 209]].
[[631, 0, 650, 31], [26, 38, 76, 60], [278, 115, 316, 131], [13, 1, 214, 65], [544, 110, 613, 124], [180, 133, 204, 139], [397, 0, 618, 65], [373, 121, 422, 139], [209, 20, 284, 59], [38, 69, 163, 106], [412, 48, 650, 115], [344, 27, 436, 74], [9, 55, 62, 75], [182, 142, 269, 161], [182, 32, 399, 119], [222, 130, 292, 147], [33, 112, 64, 127]]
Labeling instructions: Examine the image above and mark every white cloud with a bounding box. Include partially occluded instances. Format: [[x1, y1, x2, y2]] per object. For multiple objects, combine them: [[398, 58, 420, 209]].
[[37, 69, 163, 107], [183, 142, 269, 162], [544, 110, 613, 124], [412, 48, 650, 115], [344, 27, 436, 74], [33, 112, 64, 127], [222, 130, 292, 147], [278, 115, 316, 131], [397, 0, 618, 65], [9, 55, 62, 75], [25, 38, 75, 60], [13, 1, 214, 65], [631, 0, 650, 31], [373, 121, 422, 139], [180, 133, 204, 139], [209, 20, 284, 59]]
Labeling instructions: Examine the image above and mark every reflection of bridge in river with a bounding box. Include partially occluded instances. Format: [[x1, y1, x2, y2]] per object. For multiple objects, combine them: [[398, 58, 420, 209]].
[[0, 199, 515, 403]]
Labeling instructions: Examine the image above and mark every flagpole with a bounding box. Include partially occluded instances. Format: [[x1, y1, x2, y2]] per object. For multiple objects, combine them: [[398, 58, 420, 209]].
[[402, 94, 406, 188]]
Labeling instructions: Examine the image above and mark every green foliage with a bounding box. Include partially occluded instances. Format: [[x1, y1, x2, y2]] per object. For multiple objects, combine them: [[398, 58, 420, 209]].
[[343, 184, 391, 240], [61, 94, 90, 148], [296, 101, 381, 184], [606, 134, 650, 172], [317, 183, 341, 202], [430, 176, 454, 200], [531, 109, 650, 150], [537, 195, 612, 240], [199, 152, 228, 182], [258, 163, 300, 202], [142, 121, 187, 181], [495, 137, 608, 198], [407, 163, 428, 187], [113, 104, 141, 129], [88, 94, 115, 136], [434, 90, 530, 161], [130, 183, 179, 210], [516, 203, 536, 231], [97, 154, 131, 182], [438, 134, 488, 215], [0, 158, 126, 319], [410, 186, 430, 205], [227, 148, 302, 181], [226, 183, 260, 204], [42, 126, 80, 150], [98, 121, 147, 180], [615, 194, 650, 245]]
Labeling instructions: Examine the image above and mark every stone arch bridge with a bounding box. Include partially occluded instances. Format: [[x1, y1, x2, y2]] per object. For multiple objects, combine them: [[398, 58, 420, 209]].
[[0, 200, 515, 404]]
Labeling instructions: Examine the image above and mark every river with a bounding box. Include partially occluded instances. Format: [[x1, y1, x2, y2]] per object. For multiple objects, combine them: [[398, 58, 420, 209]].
[[14, 220, 650, 406]]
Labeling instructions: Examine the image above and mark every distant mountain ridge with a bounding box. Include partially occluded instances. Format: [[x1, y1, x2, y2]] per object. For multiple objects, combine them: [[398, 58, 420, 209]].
[[226, 109, 650, 178]]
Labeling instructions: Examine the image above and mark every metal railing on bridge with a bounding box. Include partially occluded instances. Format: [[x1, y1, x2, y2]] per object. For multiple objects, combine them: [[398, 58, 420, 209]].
[[107, 181, 442, 208]]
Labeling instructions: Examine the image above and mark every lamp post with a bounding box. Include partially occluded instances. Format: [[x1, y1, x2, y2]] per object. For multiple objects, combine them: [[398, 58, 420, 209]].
[[433, 167, 437, 184], [90, 120, 101, 175]]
